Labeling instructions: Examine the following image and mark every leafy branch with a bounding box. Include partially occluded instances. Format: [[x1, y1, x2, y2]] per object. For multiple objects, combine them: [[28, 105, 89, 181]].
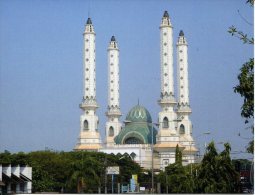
[[228, 26, 254, 44]]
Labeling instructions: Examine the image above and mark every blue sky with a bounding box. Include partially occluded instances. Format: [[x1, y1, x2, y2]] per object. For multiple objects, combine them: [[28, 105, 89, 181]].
[[0, 0, 253, 159]]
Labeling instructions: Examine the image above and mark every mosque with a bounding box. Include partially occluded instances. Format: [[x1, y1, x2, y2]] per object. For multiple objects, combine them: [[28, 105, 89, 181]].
[[74, 11, 197, 170]]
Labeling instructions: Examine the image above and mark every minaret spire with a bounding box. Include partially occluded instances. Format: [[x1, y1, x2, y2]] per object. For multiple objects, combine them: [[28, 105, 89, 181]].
[[157, 10, 177, 133], [75, 17, 102, 151], [155, 11, 180, 169], [159, 10, 175, 102], [177, 30, 191, 110], [176, 30, 196, 163], [105, 35, 122, 146], [176, 30, 192, 136]]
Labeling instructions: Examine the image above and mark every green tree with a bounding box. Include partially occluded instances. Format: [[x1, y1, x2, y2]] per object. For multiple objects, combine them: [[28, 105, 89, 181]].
[[0, 150, 143, 193], [228, 0, 254, 154], [233, 58, 254, 122], [159, 145, 194, 193], [195, 142, 239, 193], [175, 144, 182, 165], [165, 163, 194, 193], [66, 157, 101, 193], [0, 150, 12, 164]]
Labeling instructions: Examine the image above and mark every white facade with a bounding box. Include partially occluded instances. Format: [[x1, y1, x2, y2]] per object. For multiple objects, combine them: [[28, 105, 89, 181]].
[[100, 144, 155, 169], [20, 166, 32, 193], [75, 12, 197, 169], [0, 164, 32, 194], [105, 36, 122, 146]]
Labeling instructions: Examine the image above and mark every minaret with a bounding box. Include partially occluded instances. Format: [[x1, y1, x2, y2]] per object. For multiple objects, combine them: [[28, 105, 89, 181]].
[[176, 30, 197, 164], [75, 18, 102, 151], [157, 11, 178, 143], [176, 30, 192, 136], [105, 36, 122, 146]]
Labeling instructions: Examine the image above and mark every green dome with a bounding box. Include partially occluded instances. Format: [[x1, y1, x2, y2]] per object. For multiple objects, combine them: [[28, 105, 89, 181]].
[[114, 105, 157, 144], [126, 105, 152, 123]]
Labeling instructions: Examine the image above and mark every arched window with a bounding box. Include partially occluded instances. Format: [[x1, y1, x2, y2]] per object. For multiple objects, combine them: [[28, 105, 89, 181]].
[[180, 124, 185, 134], [83, 120, 89, 131], [163, 117, 169, 128], [124, 137, 143, 144], [109, 126, 114, 137]]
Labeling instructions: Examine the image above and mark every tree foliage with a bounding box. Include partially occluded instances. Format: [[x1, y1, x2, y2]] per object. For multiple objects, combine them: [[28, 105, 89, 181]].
[[157, 145, 194, 193], [157, 143, 239, 193], [234, 58, 254, 122], [175, 144, 182, 165], [228, 0, 254, 154], [0, 150, 141, 193], [195, 142, 239, 193], [228, 26, 254, 44], [165, 163, 194, 193]]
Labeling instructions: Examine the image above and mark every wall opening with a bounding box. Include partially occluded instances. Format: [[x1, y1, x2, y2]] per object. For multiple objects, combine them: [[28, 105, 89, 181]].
[[109, 126, 114, 137], [163, 117, 169, 128], [83, 120, 89, 131], [180, 124, 185, 134]]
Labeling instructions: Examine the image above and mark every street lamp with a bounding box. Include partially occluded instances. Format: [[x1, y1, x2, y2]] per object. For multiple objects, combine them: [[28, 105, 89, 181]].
[[189, 131, 211, 174], [195, 131, 211, 153], [195, 131, 211, 155], [150, 123, 154, 194]]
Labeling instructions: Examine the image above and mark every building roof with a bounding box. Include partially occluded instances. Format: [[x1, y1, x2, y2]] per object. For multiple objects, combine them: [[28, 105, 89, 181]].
[[114, 105, 157, 144], [183, 145, 198, 152], [125, 105, 152, 123], [154, 142, 185, 148], [75, 144, 101, 150]]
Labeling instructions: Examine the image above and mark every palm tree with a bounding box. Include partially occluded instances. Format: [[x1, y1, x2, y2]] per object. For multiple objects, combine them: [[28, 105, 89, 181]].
[[66, 156, 101, 193]]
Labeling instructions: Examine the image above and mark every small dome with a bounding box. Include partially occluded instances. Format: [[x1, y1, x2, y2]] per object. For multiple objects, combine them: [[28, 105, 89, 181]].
[[126, 105, 152, 123], [114, 104, 157, 145], [86, 17, 92, 24], [111, 36, 116, 42], [163, 11, 169, 18]]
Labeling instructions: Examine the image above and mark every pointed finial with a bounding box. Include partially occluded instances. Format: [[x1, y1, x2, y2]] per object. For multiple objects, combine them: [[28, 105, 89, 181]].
[[111, 36, 116, 42], [86, 17, 92, 24], [138, 98, 140, 105], [179, 30, 184, 36], [163, 11, 169, 18]]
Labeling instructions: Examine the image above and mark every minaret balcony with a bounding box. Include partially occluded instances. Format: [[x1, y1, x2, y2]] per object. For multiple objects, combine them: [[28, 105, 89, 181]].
[[79, 100, 98, 110], [158, 93, 176, 106], [177, 104, 192, 114], [105, 110, 122, 117]]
